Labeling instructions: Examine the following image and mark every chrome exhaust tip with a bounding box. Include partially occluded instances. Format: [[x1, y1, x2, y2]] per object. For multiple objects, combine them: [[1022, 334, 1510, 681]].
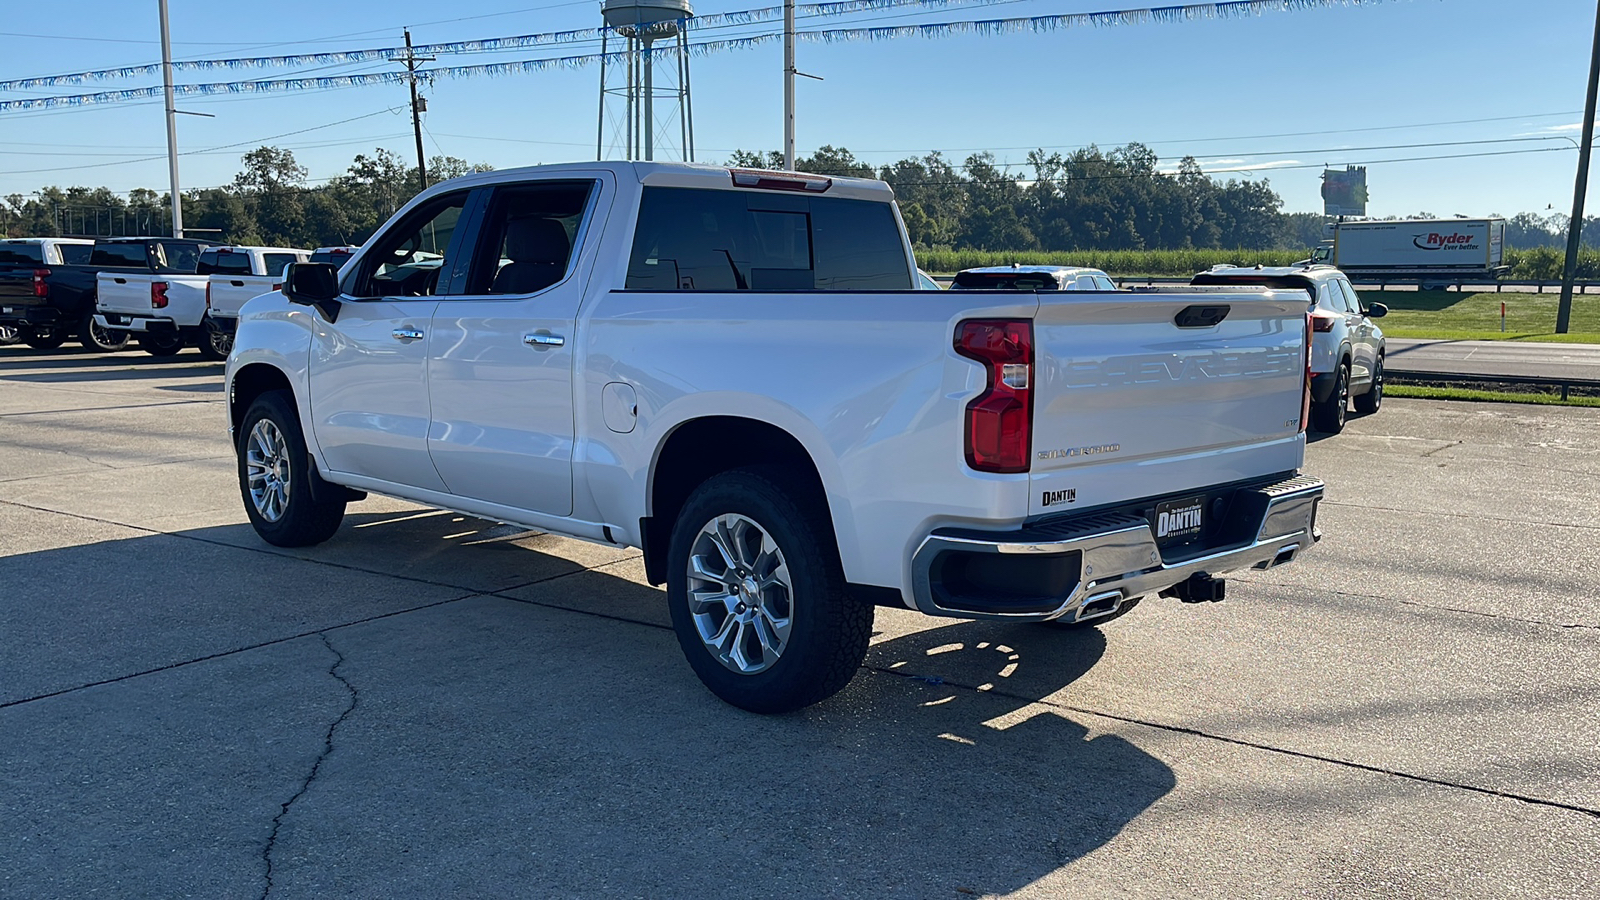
[[1072, 590, 1124, 623]]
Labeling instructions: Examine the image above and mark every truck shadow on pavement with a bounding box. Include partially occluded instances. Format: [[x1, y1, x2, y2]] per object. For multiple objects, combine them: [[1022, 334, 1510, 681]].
[[0, 507, 1177, 897]]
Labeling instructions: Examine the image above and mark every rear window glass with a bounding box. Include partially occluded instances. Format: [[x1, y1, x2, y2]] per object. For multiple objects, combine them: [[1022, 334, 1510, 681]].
[[60, 244, 93, 264], [951, 271, 1061, 290], [90, 243, 151, 267], [311, 249, 356, 266], [0, 244, 44, 265], [197, 249, 253, 276], [155, 241, 204, 273], [625, 187, 910, 291], [263, 253, 302, 277]]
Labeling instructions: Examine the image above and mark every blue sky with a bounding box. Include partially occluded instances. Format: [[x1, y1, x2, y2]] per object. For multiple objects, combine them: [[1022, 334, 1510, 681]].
[[0, 0, 1591, 220]]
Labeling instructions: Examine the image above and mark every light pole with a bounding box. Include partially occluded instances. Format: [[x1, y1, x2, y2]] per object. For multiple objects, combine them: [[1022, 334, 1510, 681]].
[[158, 0, 183, 238], [1557, 0, 1600, 334], [783, 0, 795, 170]]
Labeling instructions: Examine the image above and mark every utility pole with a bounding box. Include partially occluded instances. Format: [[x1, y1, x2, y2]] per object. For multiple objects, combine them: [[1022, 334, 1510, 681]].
[[783, 0, 795, 170], [158, 0, 183, 238], [402, 30, 434, 194], [1558, 0, 1600, 334]]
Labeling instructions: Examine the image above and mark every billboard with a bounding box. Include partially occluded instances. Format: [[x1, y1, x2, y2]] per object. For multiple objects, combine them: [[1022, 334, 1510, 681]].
[[1321, 166, 1368, 217]]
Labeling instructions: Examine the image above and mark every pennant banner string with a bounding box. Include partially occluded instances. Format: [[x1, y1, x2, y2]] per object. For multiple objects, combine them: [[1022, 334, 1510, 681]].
[[0, 0, 1407, 111]]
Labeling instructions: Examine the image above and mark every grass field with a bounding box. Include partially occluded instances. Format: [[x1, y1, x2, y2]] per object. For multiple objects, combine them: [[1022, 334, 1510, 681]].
[[1363, 290, 1600, 343], [1385, 385, 1600, 408]]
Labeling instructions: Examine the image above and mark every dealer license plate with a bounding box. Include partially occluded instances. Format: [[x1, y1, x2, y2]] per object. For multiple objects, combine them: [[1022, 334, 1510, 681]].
[[1152, 496, 1205, 546]]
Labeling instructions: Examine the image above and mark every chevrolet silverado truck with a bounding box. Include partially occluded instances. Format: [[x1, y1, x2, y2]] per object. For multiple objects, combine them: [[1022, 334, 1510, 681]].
[[198, 246, 310, 358], [95, 241, 279, 359], [225, 162, 1324, 713], [0, 236, 211, 352]]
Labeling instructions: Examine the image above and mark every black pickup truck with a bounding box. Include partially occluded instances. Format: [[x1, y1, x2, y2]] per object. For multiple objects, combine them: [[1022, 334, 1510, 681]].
[[0, 237, 212, 352]]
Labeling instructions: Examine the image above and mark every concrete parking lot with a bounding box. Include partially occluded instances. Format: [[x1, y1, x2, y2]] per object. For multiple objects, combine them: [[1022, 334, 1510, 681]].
[[2, 344, 1597, 899]]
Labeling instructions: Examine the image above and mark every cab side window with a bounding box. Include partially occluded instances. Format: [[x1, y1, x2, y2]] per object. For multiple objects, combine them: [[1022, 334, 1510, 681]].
[[463, 181, 595, 296], [346, 192, 468, 299]]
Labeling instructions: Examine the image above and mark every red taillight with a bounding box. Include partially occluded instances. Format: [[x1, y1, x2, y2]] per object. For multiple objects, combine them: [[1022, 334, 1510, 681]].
[[271, 283, 282, 292], [205, 282, 212, 309], [955, 319, 1033, 473], [1300, 312, 1313, 433], [1310, 310, 1338, 333], [32, 268, 49, 298], [151, 281, 169, 309]]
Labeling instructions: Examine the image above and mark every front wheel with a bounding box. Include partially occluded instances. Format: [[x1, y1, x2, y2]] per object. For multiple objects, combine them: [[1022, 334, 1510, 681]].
[[667, 467, 873, 714], [1312, 362, 1349, 434], [1354, 355, 1384, 415], [196, 319, 232, 361], [139, 333, 184, 357], [79, 316, 130, 352], [237, 390, 347, 547]]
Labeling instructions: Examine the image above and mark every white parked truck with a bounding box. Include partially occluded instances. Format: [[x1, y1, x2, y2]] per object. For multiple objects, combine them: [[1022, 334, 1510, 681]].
[[226, 161, 1324, 713], [1311, 217, 1507, 286], [96, 244, 306, 359]]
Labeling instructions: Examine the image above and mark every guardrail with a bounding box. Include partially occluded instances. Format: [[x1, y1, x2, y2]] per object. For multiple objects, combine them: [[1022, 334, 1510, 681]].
[[1106, 276, 1600, 292], [1385, 368, 1600, 401]]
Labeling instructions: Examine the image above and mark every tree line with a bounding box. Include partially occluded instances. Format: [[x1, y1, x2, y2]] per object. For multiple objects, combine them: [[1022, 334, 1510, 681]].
[[2, 141, 1589, 255]]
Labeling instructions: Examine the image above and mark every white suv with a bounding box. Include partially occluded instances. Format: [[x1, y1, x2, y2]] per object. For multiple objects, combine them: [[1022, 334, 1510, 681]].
[[1193, 265, 1386, 434]]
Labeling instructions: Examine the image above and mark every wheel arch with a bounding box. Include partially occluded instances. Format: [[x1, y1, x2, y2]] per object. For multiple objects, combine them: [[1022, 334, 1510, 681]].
[[228, 362, 295, 439], [640, 415, 836, 586]]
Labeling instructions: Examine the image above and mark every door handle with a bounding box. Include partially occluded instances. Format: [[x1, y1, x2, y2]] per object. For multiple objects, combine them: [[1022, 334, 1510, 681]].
[[392, 327, 424, 341], [523, 333, 565, 348]]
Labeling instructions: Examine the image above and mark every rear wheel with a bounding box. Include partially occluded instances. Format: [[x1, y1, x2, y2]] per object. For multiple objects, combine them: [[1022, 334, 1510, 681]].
[[196, 319, 232, 361], [1312, 362, 1349, 434], [78, 316, 130, 352], [237, 390, 346, 547], [1354, 355, 1384, 415], [667, 467, 873, 714], [22, 325, 65, 350], [0, 324, 18, 346], [139, 333, 184, 357]]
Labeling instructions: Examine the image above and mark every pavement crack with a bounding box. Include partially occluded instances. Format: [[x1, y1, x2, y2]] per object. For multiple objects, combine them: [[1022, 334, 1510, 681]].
[[862, 665, 1600, 823], [1252, 582, 1600, 632], [1321, 499, 1600, 532], [260, 633, 359, 900], [1419, 441, 1462, 458]]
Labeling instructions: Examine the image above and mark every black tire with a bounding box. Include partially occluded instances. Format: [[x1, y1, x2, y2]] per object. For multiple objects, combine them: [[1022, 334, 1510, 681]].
[[78, 316, 130, 352], [666, 466, 873, 714], [196, 319, 232, 361], [139, 333, 184, 357], [22, 325, 66, 350], [236, 389, 347, 547], [1038, 596, 1142, 631], [1311, 361, 1349, 434], [1354, 355, 1384, 415]]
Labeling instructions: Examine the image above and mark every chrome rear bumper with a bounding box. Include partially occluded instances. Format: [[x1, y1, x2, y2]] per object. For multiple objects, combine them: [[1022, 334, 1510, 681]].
[[910, 474, 1323, 622]]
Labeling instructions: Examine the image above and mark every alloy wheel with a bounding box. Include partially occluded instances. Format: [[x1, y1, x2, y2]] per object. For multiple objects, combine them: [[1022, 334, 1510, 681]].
[[245, 419, 291, 522], [685, 513, 795, 675]]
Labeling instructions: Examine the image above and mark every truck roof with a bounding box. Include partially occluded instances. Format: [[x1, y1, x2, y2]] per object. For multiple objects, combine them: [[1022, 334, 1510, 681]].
[[424, 160, 898, 204]]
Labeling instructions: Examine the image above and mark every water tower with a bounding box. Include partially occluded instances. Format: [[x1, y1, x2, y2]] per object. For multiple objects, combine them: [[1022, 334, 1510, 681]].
[[597, 0, 695, 162]]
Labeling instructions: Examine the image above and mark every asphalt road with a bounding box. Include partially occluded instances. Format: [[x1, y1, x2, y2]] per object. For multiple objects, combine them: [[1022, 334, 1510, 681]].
[[2, 344, 1598, 899], [1386, 338, 1600, 382]]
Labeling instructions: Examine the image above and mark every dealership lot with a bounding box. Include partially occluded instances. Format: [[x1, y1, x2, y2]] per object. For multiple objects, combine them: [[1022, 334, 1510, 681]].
[[2, 346, 1597, 899]]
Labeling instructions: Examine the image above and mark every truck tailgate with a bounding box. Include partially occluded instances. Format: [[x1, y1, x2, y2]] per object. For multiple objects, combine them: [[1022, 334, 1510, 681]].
[[207, 275, 277, 318], [1028, 289, 1307, 518]]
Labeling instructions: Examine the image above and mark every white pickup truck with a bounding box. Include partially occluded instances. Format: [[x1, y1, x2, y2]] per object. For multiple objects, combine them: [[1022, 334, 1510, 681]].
[[225, 162, 1323, 713], [96, 244, 305, 359]]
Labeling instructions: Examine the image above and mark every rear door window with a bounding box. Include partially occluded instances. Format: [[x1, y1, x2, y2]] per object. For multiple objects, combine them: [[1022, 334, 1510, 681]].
[[1336, 279, 1363, 314], [626, 187, 910, 291], [59, 244, 93, 265]]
